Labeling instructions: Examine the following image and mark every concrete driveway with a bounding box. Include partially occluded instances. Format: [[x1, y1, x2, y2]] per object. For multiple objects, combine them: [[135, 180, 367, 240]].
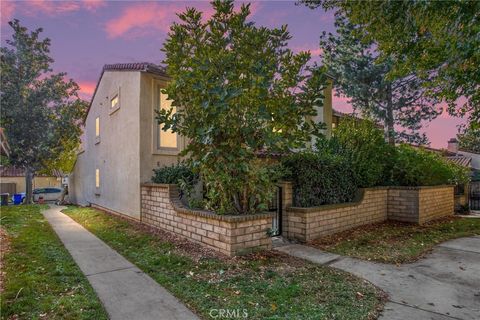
[[276, 236, 480, 320]]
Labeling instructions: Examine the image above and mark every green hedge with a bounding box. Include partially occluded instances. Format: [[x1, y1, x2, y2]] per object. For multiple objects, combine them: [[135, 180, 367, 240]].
[[282, 152, 357, 207], [151, 164, 199, 194], [390, 144, 469, 186]]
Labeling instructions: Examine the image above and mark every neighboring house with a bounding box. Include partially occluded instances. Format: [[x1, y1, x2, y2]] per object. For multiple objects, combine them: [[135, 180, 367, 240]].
[[446, 138, 480, 178], [69, 62, 334, 219], [0, 166, 62, 194], [415, 139, 480, 211], [0, 128, 10, 157]]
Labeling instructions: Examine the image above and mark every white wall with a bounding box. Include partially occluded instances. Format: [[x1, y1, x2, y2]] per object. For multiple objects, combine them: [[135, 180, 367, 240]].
[[70, 71, 142, 218]]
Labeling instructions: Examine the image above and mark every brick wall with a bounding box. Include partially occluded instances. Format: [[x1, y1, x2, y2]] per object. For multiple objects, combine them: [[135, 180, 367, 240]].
[[418, 186, 454, 224], [284, 186, 388, 242], [387, 186, 454, 224], [387, 187, 420, 223], [141, 183, 273, 256], [282, 183, 454, 242]]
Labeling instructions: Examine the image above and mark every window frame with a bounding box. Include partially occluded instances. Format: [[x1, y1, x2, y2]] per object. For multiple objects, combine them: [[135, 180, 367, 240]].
[[95, 168, 100, 189], [95, 116, 100, 144], [153, 83, 179, 153], [109, 88, 121, 115]]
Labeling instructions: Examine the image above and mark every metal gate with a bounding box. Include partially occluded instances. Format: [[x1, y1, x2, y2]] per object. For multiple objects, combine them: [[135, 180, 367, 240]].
[[268, 186, 282, 236], [470, 181, 480, 211]]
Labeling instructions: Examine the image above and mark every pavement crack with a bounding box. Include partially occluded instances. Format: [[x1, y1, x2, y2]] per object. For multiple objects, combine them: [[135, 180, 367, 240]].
[[324, 256, 345, 266], [388, 300, 464, 320], [437, 246, 480, 255], [86, 266, 136, 277]]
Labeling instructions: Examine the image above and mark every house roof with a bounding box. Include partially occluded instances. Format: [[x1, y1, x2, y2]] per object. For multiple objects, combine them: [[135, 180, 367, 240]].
[[446, 155, 472, 167], [0, 128, 10, 157], [0, 166, 62, 177], [84, 62, 168, 124]]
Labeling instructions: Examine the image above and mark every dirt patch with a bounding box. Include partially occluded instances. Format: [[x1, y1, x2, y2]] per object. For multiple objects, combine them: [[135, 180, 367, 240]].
[[309, 217, 460, 248], [0, 227, 11, 293]]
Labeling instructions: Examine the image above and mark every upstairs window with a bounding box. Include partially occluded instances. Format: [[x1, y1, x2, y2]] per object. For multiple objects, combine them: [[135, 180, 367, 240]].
[[157, 91, 177, 149], [95, 168, 100, 188], [95, 117, 100, 137], [111, 94, 119, 109]]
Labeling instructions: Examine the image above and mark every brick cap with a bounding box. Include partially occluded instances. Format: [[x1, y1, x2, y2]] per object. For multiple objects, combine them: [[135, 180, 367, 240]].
[[288, 185, 454, 213], [141, 183, 274, 222]]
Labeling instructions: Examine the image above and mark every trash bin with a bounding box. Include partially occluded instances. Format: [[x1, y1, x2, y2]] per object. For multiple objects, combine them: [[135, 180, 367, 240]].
[[13, 194, 23, 205], [0, 193, 9, 206]]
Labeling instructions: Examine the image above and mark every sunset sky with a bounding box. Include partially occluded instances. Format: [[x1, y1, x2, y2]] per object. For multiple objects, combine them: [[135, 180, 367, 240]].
[[1, 0, 466, 148]]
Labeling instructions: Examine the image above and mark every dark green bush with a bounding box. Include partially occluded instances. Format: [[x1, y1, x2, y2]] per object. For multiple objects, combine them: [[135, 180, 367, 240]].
[[391, 144, 469, 186], [282, 152, 357, 207], [152, 164, 198, 187], [317, 117, 393, 187]]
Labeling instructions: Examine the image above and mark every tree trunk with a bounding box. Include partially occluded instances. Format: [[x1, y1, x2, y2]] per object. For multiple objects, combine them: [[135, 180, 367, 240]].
[[384, 83, 395, 145], [24, 167, 34, 204]]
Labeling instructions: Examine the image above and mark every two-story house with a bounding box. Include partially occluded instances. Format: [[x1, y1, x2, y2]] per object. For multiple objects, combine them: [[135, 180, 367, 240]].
[[69, 62, 333, 219]]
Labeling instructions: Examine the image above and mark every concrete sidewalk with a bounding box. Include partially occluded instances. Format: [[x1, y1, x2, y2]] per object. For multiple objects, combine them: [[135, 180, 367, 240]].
[[276, 237, 480, 320], [43, 205, 198, 320]]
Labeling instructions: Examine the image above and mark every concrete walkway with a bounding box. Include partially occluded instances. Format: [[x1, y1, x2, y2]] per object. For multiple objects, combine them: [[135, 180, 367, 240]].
[[42, 205, 198, 320], [276, 237, 480, 320]]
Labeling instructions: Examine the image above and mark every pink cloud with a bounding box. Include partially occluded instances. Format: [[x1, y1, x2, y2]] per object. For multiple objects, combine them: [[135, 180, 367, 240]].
[[104, 1, 260, 39], [1, 1, 16, 24], [293, 45, 323, 57], [24, 0, 80, 15], [83, 0, 106, 12], [105, 3, 183, 39], [12, 0, 105, 18], [78, 81, 96, 100]]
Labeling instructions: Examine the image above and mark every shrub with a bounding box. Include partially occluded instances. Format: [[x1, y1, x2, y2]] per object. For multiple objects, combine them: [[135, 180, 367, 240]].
[[152, 164, 198, 185], [391, 145, 469, 186], [152, 164, 200, 204], [317, 117, 393, 187], [282, 152, 357, 207]]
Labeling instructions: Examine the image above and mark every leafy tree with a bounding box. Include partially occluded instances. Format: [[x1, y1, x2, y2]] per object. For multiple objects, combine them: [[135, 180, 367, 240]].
[[318, 14, 439, 144], [457, 125, 480, 153], [317, 117, 394, 187], [301, 0, 480, 126], [0, 20, 86, 203], [159, 1, 327, 214]]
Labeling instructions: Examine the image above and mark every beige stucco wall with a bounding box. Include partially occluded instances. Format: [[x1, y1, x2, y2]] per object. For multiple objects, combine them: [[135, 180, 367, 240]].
[[0, 176, 61, 193], [70, 71, 142, 219], [138, 73, 187, 184]]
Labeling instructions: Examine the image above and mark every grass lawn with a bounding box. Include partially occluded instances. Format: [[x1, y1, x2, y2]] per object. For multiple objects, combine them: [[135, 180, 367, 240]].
[[63, 206, 385, 320], [0, 205, 108, 320], [309, 217, 480, 264]]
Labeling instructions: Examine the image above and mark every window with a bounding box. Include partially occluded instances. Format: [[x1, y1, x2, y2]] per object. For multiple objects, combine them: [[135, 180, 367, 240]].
[[95, 117, 100, 137], [111, 94, 119, 109], [95, 169, 100, 188], [157, 91, 177, 149]]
